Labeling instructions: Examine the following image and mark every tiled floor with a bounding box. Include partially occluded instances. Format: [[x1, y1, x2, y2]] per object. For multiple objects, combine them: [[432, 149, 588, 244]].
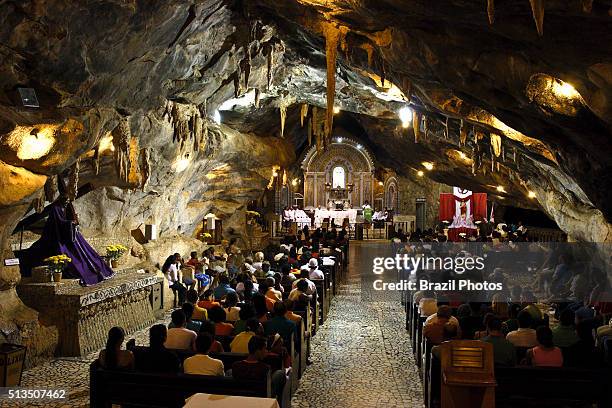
[[2, 241, 422, 408]]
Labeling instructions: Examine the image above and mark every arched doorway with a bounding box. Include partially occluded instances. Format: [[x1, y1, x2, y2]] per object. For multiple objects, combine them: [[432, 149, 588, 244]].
[[384, 177, 399, 213]]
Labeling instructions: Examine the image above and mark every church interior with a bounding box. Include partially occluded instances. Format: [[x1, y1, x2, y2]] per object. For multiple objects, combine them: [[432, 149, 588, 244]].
[[0, 1, 611, 407]]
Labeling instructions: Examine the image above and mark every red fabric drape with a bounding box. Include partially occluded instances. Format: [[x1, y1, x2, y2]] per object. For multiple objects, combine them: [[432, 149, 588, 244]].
[[439, 193, 455, 221], [472, 193, 487, 220]]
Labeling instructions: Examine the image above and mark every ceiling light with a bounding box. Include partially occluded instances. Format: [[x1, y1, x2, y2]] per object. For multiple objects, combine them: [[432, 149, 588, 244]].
[[398, 106, 412, 128], [528, 191, 536, 198], [417, 170, 424, 177], [496, 185, 506, 193], [378, 181, 384, 186], [333, 106, 340, 114], [213, 110, 221, 124], [356, 144, 362, 149], [292, 178, 299, 186], [421, 161, 434, 170], [7, 125, 57, 160], [336, 137, 343, 143]]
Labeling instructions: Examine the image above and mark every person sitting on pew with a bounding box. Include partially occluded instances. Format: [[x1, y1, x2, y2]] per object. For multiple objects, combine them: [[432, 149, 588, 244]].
[[199, 320, 224, 352], [280, 263, 297, 289], [165, 309, 197, 351], [258, 280, 277, 311], [213, 274, 236, 301], [273, 272, 285, 295], [481, 317, 516, 366], [415, 290, 437, 318], [424, 305, 460, 328], [260, 261, 275, 279], [288, 278, 313, 307], [209, 306, 234, 336], [565, 320, 602, 368], [424, 306, 460, 344], [223, 292, 241, 322], [552, 308, 579, 347], [506, 310, 537, 348], [292, 269, 316, 295], [307, 258, 324, 280], [98, 326, 134, 370], [284, 299, 303, 326], [232, 336, 286, 399], [596, 317, 612, 344], [253, 293, 270, 323], [264, 301, 298, 349], [135, 324, 180, 373], [234, 304, 257, 335], [265, 277, 282, 301], [525, 326, 563, 367], [474, 313, 496, 340], [168, 302, 201, 333], [186, 289, 208, 321], [231, 318, 263, 354], [503, 303, 522, 334], [198, 289, 221, 310], [183, 334, 225, 376]]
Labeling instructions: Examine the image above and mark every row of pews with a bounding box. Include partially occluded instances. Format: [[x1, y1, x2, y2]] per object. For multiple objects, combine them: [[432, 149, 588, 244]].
[[404, 298, 611, 408], [89, 245, 348, 408]]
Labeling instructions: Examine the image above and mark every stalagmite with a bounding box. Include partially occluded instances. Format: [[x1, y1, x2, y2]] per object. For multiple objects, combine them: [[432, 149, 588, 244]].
[[529, 0, 545, 37], [459, 120, 467, 145], [307, 113, 312, 145], [487, 0, 495, 24], [67, 159, 80, 202], [323, 23, 347, 142], [243, 46, 251, 90], [140, 147, 151, 190], [412, 110, 420, 143], [300, 104, 309, 127], [491, 133, 502, 157]]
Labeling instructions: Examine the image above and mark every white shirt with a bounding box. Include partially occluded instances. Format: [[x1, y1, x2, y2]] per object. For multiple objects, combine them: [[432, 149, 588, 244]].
[[183, 354, 225, 376], [166, 263, 181, 286], [309, 268, 324, 280], [506, 328, 538, 348], [424, 314, 459, 327], [164, 327, 196, 350], [224, 306, 241, 322], [292, 278, 316, 295]]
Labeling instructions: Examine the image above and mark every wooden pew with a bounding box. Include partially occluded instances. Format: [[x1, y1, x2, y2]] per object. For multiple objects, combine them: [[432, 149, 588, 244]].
[[90, 360, 273, 408], [293, 309, 312, 378]]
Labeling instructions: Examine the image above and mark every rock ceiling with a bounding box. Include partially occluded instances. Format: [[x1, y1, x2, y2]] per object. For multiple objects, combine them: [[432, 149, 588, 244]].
[[0, 0, 611, 242]]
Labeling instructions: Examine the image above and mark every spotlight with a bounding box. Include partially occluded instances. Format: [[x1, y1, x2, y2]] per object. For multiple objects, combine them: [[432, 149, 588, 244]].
[[417, 170, 424, 177], [333, 106, 340, 114], [378, 181, 384, 186], [336, 137, 343, 143], [398, 106, 412, 128], [421, 161, 434, 170], [496, 185, 506, 193], [356, 144, 362, 149], [528, 191, 536, 198]]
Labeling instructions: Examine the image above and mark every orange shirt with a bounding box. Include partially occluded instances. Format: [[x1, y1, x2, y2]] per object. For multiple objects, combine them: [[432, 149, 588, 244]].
[[265, 296, 276, 312], [198, 300, 221, 310], [215, 322, 234, 336]]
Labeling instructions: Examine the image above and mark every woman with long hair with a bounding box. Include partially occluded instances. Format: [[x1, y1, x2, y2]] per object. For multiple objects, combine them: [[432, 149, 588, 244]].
[[98, 326, 134, 370]]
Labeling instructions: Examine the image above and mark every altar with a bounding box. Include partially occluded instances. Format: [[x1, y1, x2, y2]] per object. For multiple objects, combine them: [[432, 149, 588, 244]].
[[440, 187, 487, 242], [314, 208, 358, 227]]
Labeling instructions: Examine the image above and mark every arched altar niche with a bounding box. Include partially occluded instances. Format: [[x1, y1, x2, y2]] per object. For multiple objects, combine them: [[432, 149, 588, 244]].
[[301, 138, 374, 209], [384, 176, 399, 213]]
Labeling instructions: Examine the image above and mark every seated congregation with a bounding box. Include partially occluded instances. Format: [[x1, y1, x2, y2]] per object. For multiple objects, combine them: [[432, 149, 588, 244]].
[[407, 247, 611, 408], [90, 226, 348, 408]]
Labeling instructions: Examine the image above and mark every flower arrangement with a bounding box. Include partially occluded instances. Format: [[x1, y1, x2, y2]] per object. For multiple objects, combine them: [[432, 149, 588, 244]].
[[106, 244, 128, 260], [43, 254, 72, 274]]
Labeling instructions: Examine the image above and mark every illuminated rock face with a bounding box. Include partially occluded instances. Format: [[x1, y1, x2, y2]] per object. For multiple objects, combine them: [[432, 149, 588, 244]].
[[0, 0, 611, 364]]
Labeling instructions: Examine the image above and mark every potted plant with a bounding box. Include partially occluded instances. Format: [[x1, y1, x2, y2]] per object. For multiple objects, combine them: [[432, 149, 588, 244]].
[[106, 244, 128, 268], [43, 254, 72, 283]]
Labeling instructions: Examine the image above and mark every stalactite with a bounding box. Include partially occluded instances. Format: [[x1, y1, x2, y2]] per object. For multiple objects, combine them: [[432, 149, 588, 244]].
[[529, 0, 545, 37], [412, 110, 420, 143], [32, 189, 45, 213], [112, 116, 131, 183], [444, 117, 449, 139], [582, 0, 593, 13], [243, 47, 251, 91], [380, 55, 386, 87], [487, 0, 495, 24], [67, 159, 80, 202], [254, 88, 261, 108], [459, 120, 467, 145], [300, 104, 309, 127], [307, 113, 313, 146], [279, 104, 287, 138], [513, 147, 517, 163], [491, 133, 502, 157], [422, 115, 428, 139], [44, 175, 57, 202], [362, 43, 375, 68], [140, 147, 151, 190], [323, 23, 347, 143], [93, 145, 100, 175], [266, 44, 274, 91], [193, 108, 202, 151]]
